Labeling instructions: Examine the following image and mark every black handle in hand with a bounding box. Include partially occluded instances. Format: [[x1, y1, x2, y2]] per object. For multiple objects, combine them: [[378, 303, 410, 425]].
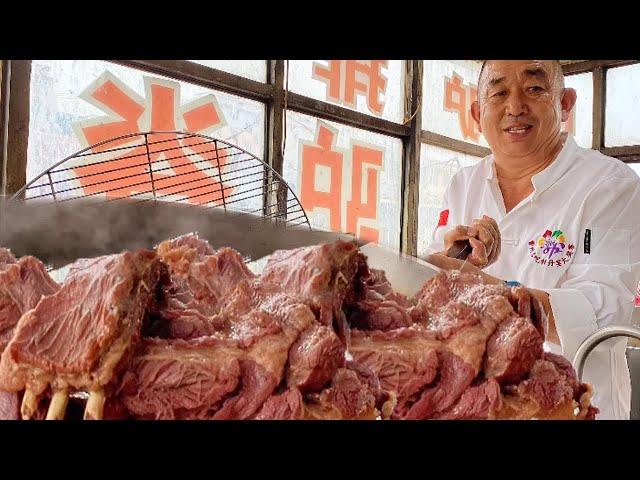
[[446, 239, 472, 260]]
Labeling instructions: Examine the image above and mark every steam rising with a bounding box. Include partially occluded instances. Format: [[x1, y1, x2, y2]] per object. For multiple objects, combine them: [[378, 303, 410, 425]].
[[0, 198, 356, 268]]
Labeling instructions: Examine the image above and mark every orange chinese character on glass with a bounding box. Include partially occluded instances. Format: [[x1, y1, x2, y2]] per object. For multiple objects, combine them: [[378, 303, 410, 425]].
[[312, 60, 388, 116], [346, 144, 382, 243], [300, 123, 344, 232], [299, 121, 383, 243], [72, 72, 233, 205], [443, 72, 481, 142]]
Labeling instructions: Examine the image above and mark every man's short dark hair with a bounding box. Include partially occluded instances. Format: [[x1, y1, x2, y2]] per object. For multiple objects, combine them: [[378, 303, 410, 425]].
[[477, 60, 564, 92]]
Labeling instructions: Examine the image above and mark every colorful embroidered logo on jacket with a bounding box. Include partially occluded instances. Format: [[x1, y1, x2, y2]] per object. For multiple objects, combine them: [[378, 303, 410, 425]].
[[528, 229, 574, 267]]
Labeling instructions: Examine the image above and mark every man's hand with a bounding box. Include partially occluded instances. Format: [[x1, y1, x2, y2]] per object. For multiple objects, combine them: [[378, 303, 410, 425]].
[[443, 215, 501, 268]]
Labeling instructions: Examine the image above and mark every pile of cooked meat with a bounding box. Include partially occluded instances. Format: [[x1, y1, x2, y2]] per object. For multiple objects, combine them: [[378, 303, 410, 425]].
[[0, 235, 598, 420]]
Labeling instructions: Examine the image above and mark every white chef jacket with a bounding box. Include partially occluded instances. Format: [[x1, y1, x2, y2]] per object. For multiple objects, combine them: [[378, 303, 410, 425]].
[[426, 136, 640, 420]]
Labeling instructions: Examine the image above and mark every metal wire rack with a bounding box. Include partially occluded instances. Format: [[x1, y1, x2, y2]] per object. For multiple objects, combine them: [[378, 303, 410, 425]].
[[11, 131, 311, 229]]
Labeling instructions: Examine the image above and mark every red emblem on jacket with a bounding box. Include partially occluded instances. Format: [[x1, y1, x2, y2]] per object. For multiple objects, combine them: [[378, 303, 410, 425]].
[[437, 209, 449, 227]]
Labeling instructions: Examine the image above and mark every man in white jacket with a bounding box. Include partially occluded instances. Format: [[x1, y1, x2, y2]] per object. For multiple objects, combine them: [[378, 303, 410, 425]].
[[425, 60, 640, 419]]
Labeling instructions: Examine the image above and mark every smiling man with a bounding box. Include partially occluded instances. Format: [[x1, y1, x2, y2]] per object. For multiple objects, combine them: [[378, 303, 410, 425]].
[[425, 60, 640, 419]]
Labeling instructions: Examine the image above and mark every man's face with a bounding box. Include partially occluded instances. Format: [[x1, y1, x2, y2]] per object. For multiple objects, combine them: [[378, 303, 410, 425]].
[[471, 60, 575, 158]]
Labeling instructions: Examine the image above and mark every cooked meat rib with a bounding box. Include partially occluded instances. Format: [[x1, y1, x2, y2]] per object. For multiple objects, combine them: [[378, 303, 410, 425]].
[[153, 234, 255, 339], [0, 250, 168, 419], [0, 256, 60, 351], [118, 279, 317, 419], [0, 251, 59, 420], [350, 269, 595, 420], [0, 248, 17, 269], [261, 240, 367, 344]]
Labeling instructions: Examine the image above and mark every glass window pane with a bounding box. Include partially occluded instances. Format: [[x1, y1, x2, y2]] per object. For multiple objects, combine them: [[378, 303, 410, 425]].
[[287, 60, 405, 123], [27, 60, 265, 211], [283, 111, 403, 250], [189, 60, 266, 83], [422, 60, 489, 148], [606, 63, 640, 146], [563, 72, 593, 148], [417, 144, 483, 257]]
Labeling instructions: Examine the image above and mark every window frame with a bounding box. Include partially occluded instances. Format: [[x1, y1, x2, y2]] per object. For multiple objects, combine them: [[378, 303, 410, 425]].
[[1, 59, 638, 257]]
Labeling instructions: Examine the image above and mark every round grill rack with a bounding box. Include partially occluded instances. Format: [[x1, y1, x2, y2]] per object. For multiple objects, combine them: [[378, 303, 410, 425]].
[[11, 131, 310, 229]]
